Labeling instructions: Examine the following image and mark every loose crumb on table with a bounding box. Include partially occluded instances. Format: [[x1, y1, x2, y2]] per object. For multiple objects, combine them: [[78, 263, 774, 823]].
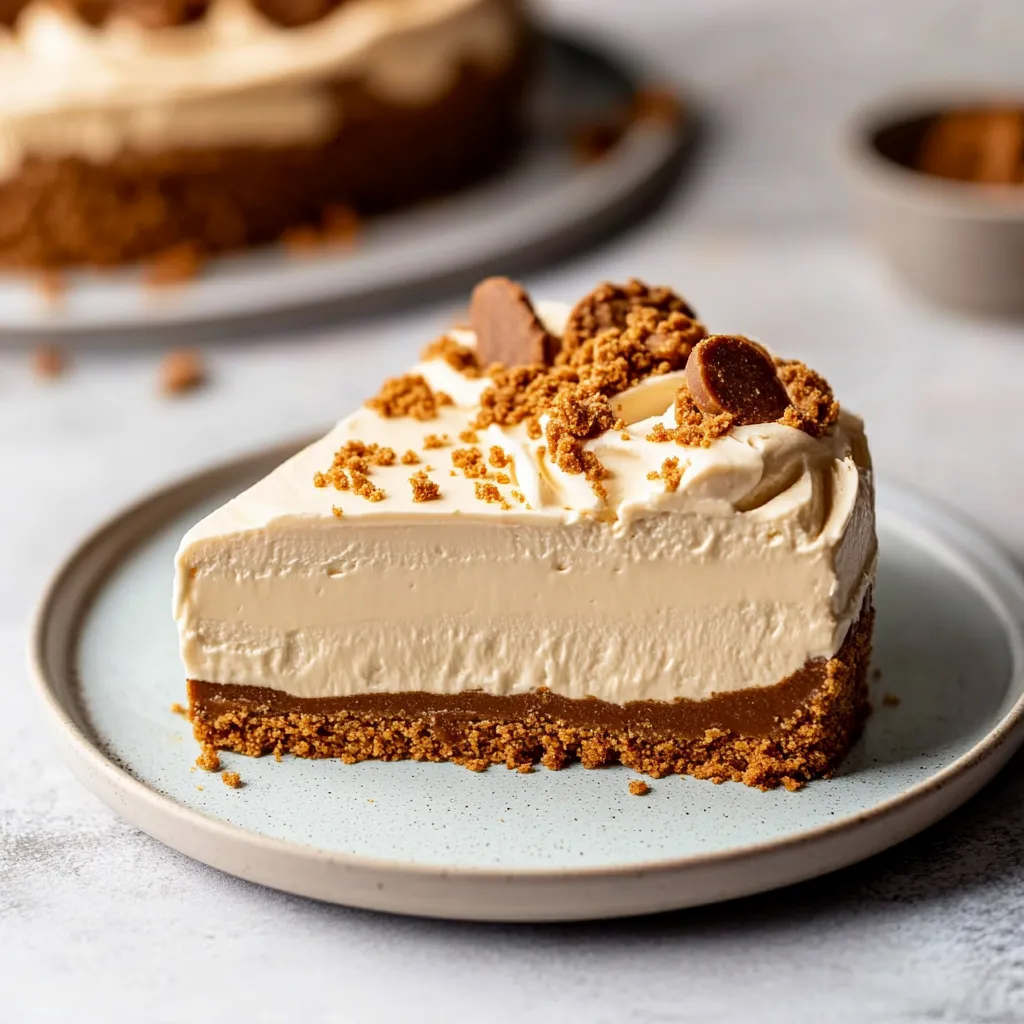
[[221, 771, 242, 789], [628, 779, 651, 796], [159, 348, 206, 395]]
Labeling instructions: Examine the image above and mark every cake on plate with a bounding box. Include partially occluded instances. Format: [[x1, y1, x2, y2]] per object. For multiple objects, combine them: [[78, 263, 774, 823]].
[[174, 277, 877, 789], [0, 0, 531, 268]]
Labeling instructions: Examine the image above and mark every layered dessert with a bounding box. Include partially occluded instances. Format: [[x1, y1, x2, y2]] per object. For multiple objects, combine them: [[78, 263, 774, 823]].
[[174, 277, 877, 789], [0, 0, 530, 267]]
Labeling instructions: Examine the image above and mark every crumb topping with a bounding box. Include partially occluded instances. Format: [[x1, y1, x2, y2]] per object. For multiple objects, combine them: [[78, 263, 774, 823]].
[[420, 335, 482, 377], [221, 771, 242, 789], [475, 481, 511, 510], [314, 440, 393, 502], [324, 279, 846, 512], [409, 470, 441, 502], [647, 456, 683, 492], [488, 445, 511, 468], [451, 446, 489, 479], [472, 287, 707, 495], [676, 387, 737, 446], [366, 373, 453, 420], [628, 779, 651, 796], [776, 360, 839, 438]]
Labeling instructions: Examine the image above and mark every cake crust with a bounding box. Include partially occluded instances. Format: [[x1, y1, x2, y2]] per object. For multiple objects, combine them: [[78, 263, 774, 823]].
[[187, 601, 873, 790]]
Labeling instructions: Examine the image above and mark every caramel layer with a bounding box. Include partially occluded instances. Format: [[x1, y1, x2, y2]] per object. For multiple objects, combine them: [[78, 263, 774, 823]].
[[189, 650, 828, 741]]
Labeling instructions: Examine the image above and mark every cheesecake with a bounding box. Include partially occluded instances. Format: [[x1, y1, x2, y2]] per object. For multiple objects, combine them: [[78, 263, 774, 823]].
[[174, 277, 877, 788], [0, 0, 530, 268]]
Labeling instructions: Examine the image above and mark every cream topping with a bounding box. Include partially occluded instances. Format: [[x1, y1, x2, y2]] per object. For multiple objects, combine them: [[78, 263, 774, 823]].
[[0, 0, 518, 176], [174, 303, 877, 705]]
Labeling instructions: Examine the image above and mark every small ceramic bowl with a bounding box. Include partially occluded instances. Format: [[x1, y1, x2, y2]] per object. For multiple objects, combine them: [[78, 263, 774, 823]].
[[844, 93, 1024, 317]]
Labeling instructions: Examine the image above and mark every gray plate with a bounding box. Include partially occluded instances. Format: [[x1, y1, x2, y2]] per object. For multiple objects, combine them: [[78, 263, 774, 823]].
[[29, 442, 1024, 921], [0, 34, 689, 341]]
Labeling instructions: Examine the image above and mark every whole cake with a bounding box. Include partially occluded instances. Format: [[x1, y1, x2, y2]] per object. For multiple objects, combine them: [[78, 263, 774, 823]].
[[0, 0, 530, 267], [174, 277, 877, 789]]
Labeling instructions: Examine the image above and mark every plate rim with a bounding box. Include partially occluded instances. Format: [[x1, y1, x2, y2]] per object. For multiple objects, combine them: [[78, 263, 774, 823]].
[[26, 438, 1024, 916]]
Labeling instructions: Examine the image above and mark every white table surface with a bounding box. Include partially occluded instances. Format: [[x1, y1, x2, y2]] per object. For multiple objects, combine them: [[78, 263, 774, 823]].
[[4, 0, 1024, 1020]]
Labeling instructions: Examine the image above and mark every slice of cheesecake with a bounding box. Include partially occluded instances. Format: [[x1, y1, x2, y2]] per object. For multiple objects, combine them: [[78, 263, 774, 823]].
[[174, 277, 876, 788]]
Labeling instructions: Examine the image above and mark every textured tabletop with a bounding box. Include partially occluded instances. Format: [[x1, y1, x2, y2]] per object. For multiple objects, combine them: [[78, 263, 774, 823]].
[[3, 0, 1024, 1020]]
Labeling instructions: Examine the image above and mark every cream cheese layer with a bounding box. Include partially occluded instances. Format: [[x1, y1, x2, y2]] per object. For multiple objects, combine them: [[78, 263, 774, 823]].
[[0, 0, 519, 178], [173, 306, 877, 705]]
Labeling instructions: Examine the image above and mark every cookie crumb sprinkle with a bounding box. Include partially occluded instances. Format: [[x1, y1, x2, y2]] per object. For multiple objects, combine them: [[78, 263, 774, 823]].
[[221, 771, 242, 789], [314, 440, 393, 501], [474, 481, 510, 510], [420, 335, 481, 377], [647, 456, 683, 492], [776, 360, 840, 438], [410, 470, 441, 502], [423, 433, 449, 449], [401, 450, 420, 465], [452, 446, 489, 479], [366, 373, 452, 420], [488, 445, 511, 468], [628, 779, 650, 796]]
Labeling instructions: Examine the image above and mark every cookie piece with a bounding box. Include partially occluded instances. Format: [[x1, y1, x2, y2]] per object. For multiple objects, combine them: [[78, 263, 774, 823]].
[[563, 279, 697, 351], [469, 277, 558, 368], [685, 335, 790, 425]]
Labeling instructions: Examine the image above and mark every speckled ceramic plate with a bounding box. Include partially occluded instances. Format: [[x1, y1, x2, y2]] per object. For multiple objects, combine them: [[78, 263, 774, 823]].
[[0, 34, 690, 341], [29, 441, 1024, 922]]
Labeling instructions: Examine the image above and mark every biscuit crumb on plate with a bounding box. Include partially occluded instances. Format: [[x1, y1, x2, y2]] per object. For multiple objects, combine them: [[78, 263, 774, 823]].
[[195, 745, 220, 772], [628, 779, 650, 796]]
